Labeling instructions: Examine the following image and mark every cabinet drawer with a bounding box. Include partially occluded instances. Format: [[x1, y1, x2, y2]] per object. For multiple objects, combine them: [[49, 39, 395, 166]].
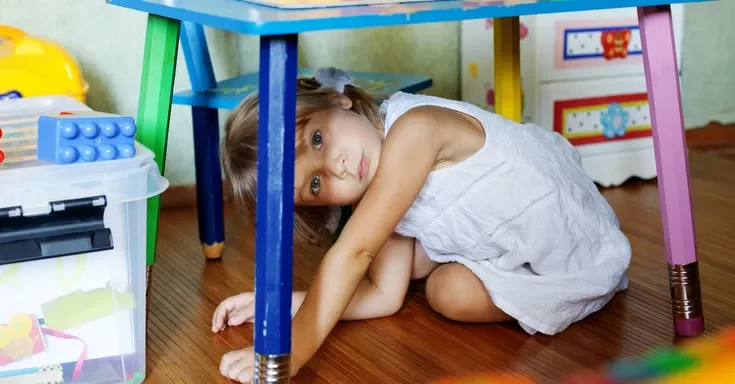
[[535, 6, 684, 83], [537, 75, 671, 157]]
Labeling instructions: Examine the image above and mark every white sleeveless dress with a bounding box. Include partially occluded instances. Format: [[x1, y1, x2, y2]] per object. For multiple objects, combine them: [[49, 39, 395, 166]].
[[378, 92, 631, 336]]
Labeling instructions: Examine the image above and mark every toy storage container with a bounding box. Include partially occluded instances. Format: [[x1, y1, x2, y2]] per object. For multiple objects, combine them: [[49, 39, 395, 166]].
[[0, 97, 167, 383]]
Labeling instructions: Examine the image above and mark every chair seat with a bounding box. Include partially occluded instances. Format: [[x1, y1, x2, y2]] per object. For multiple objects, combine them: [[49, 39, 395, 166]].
[[172, 68, 433, 109]]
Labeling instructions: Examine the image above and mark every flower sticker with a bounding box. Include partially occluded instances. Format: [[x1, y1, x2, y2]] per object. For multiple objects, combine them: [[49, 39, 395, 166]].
[[600, 103, 629, 139]]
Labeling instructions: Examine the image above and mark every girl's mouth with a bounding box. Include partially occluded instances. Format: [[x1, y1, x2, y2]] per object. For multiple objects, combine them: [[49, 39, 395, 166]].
[[358, 155, 368, 182]]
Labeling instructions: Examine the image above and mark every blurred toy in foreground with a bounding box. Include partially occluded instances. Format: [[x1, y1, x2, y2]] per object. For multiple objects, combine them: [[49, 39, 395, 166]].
[[0, 25, 88, 102], [431, 327, 735, 383]]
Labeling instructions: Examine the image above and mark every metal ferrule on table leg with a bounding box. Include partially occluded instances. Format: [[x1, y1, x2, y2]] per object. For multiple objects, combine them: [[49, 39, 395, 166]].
[[254, 353, 291, 383], [669, 262, 703, 320]]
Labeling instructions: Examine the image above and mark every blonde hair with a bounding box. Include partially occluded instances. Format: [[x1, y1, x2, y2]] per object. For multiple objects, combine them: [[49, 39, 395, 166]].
[[222, 76, 384, 247]]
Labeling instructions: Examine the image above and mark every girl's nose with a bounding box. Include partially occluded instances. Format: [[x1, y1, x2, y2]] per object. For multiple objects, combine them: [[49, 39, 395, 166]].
[[329, 154, 347, 179]]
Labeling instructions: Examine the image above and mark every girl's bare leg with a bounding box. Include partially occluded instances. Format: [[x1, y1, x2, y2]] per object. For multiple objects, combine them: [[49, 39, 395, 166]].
[[425, 263, 513, 323], [411, 239, 439, 280]]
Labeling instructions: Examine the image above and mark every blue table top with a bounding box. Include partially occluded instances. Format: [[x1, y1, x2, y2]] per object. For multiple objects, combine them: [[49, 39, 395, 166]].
[[106, 0, 711, 36]]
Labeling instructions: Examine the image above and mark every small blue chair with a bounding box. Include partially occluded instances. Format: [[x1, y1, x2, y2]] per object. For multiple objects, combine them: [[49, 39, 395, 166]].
[[174, 22, 433, 260]]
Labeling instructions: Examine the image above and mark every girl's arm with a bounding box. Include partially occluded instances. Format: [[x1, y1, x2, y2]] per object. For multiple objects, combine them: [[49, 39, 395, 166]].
[[290, 108, 443, 368], [291, 233, 416, 320]]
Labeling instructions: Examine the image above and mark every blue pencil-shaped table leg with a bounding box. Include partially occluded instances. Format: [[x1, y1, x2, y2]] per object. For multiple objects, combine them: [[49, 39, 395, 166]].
[[254, 33, 298, 382], [180, 22, 226, 260], [192, 106, 225, 259]]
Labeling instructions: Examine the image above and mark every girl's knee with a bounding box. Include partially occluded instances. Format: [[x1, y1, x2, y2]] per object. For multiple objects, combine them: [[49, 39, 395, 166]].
[[425, 264, 471, 320], [425, 263, 511, 323]]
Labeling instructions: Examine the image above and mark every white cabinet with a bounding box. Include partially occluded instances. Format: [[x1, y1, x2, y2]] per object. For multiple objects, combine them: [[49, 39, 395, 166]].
[[460, 6, 685, 187]]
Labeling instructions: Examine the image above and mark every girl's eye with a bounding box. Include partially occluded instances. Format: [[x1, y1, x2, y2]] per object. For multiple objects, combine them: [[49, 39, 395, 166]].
[[311, 130, 322, 150], [310, 175, 321, 196]]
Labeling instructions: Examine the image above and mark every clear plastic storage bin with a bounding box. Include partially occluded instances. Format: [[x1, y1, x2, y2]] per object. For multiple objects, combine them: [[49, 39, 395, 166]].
[[0, 97, 167, 383]]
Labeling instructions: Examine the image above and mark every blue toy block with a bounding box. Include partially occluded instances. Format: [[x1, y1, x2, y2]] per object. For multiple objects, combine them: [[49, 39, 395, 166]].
[[37, 113, 137, 164]]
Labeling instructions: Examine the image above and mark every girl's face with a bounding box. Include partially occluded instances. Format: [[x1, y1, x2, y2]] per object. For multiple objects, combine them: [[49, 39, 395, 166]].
[[294, 98, 383, 207]]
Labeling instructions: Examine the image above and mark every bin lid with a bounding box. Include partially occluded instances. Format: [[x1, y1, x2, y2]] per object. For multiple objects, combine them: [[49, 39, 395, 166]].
[[0, 142, 169, 208]]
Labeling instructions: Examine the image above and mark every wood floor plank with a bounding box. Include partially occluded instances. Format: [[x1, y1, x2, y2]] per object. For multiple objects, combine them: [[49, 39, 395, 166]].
[[144, 148, 735, 383]]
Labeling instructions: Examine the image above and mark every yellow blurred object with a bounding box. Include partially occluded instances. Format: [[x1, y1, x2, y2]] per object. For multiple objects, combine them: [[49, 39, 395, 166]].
[[467, 62, 479, 79], [0, 25, 88, 103]]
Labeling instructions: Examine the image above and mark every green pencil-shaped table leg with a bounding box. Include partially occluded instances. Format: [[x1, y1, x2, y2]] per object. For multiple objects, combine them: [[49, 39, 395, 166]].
[[136, 14, 180, 267]]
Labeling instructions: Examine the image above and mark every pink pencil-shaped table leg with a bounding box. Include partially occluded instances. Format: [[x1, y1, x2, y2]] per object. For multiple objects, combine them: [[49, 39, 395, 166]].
[[638, 5, 704, 337]]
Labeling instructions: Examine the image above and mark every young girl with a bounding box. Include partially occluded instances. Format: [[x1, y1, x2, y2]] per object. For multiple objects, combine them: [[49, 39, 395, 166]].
[[212, 67, 632, 382]]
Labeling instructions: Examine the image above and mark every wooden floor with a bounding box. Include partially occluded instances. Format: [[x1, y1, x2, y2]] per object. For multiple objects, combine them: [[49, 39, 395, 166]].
[[144, 144, 735, 383]]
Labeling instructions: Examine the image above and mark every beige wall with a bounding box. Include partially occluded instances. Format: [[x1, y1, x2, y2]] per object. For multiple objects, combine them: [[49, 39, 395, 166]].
[[1, 0, 732, 185]]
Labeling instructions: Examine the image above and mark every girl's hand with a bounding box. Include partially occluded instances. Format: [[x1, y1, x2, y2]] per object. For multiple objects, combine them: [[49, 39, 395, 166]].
[[212, 292, 255, 332], [219, 347, 302, 383], [220, 347, 255, 383]]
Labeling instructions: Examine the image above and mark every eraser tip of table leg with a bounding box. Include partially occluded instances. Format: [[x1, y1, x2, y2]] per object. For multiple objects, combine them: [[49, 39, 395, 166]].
[[675, 316, 705, 337]]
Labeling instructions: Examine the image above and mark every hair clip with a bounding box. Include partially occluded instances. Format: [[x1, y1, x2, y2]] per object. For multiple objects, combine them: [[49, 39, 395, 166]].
[[314, 67, 353, 93]]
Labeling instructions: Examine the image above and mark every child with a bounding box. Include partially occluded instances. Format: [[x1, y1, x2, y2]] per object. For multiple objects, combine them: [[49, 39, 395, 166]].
[[212, 67, 632, 382]]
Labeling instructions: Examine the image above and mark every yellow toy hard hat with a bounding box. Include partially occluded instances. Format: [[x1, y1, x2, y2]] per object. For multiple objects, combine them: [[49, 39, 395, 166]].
[[0, 26, 88, 103]]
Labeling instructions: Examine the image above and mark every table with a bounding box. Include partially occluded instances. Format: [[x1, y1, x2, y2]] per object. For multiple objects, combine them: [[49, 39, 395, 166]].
[[104, 0, 713, 381]]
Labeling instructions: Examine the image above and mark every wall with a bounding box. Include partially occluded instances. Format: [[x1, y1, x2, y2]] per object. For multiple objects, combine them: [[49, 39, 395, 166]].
[[680, 0, 735, 127], [1, 0, 731, 186]]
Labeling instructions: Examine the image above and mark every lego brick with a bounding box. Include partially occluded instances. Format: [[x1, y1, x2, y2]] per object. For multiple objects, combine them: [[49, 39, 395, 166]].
[[37, 112, 137, 164]]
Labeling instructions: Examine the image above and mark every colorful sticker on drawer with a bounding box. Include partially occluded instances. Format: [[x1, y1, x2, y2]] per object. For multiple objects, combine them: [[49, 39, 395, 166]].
[[534, 5, 684, 82], [557, 21, 642, 67], [553, 93, 651, 146]]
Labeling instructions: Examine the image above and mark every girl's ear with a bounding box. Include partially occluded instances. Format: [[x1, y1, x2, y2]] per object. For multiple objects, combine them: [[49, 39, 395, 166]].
[[337, 93, 353, 110]]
